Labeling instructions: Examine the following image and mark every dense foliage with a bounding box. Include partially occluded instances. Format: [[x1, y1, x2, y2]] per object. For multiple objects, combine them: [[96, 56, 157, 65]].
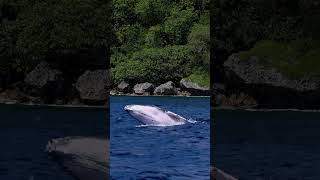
[[111, 0, 210, 87], [0, 0, 111, 72], [211, 0, 320, 79]]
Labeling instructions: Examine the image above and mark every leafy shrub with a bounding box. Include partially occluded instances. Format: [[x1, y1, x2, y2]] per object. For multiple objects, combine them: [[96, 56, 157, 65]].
[[188, 23, 210, 69], [112, 46, 194, 84], [16, 0, 111, 57], [162, 7, 196, 45], [135, 0, 169, 26], [185, 70, 210, 88]]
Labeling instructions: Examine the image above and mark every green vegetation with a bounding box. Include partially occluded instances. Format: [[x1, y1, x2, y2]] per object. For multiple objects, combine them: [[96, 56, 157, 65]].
[[212, 0, 320, 79], [112, 46, 193, 84], [112, 0, 210, 85], [239, 39, 320, 78], [0, 0, 111, 72], [185, 70, 210, 88]]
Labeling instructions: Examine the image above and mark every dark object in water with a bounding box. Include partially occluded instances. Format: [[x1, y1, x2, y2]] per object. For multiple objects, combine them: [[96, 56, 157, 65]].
[[46, 137, 109, 180], [211, 167, 238, 180]]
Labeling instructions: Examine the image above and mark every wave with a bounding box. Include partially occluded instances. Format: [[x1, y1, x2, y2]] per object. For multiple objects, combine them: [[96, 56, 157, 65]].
[[186, 118, 197, 123], [135, 124, 182, 128], [135, 118, 197, 128]]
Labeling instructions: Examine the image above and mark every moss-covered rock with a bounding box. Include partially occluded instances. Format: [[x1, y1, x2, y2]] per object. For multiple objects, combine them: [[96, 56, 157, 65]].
[[239, 39, 320, 79]]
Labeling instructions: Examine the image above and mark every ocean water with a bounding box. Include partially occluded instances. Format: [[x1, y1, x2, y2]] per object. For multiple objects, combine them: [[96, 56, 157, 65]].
[[110, 96, 210, 180], [0, 104, 107, 180], [213, 110, 320, 180]]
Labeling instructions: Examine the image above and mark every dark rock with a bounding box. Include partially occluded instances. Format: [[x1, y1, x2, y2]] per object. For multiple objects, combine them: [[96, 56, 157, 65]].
[[75, 70, 110, 103], [212, 83, 226, 94], [224, 54, 320, 91], [0, 88, 33, 104], [133, 82, 155, 95], [110, 90, 118, 96], [24, 61, 63, 88], [68, 98, 82, 105], [23, 61, 66, 104], [223, 54, 320, 109], [54, 99, 64, 105], [117, 81, 131, 93], [154, 81, 177, 95], [177, 90, 191, 96], [180, 79, 210, 96], [213, 93, 257, 108]]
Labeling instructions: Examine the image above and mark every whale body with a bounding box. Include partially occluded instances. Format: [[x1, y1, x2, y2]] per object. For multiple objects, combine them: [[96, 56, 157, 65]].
[[46, 137, 109, 180], [124, 104, 188, 126]]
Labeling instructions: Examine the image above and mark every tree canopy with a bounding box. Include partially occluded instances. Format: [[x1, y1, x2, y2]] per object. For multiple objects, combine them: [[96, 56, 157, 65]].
[[111, 0, 210, 87], [0, 0, 111, 71]]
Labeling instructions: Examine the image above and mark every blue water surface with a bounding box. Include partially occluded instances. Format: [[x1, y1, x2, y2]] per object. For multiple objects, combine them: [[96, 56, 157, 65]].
[[110, 96, 210, 180], [0, 104, 107, 180]]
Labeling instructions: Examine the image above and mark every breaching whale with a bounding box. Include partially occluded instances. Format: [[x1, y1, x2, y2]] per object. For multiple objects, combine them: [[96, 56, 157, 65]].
[[46, 137, 109, 180], [124, 104, 188, 126]]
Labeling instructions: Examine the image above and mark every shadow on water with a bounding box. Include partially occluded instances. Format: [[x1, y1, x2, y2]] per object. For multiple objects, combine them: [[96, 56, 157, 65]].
[[0, 104, 108, 180], [213, 110, 320, 180]]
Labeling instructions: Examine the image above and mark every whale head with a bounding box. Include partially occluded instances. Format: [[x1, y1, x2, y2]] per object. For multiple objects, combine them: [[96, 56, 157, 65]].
[[46, 137, 109, 180], [124, 104, 187, 126]]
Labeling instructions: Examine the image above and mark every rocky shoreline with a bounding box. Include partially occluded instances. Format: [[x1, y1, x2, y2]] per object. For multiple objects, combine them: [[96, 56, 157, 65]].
[[110, 79, 210, 96], [0, 60, 110, 107], [2, 52, 320, 110], [211, 53, 320, 110]]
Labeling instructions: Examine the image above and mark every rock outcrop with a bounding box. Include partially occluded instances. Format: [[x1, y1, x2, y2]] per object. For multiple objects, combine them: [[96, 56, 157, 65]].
[[112, 80, 211, 96], [223, 54, 320, 109], [224, 54, 320, 92], [24, 61, 63, 88], [23, 61, 66, 103], [154, 81, 177, 95], [180, 79, 210, 96], [117, 81, 131, 93], [213, 93, 257, 108], [133, 82, 155, 95], [75, 70, 109, 102]]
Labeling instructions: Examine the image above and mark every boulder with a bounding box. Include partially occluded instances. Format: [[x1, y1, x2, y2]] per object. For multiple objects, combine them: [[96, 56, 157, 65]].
[[75, 70, 109, 102], [223, 54, 320, 109], [213, 93, 257, 108], [117, 81, 131, 93], [23, 61, 65, 103], [180, 79, 210, 96], [109, 90, 118, 96], [68, 98, 82, 105], [0, 89, 28, 104], [224, 54, 320, 92], [24, 61, 62, 88], [154, 81, 177, 95], [177, 89, 191, 96], [212, 83, 226, 94], [133, 82, 155, 95]]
